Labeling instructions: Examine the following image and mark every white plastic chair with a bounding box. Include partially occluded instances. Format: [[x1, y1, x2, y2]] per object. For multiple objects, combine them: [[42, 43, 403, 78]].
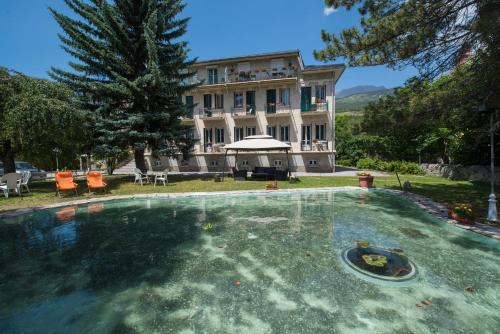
[[154, 169, 169, 187], [134, 168, 150, 186], [21, 171, 31, 193], [0, 173, 22, 198]]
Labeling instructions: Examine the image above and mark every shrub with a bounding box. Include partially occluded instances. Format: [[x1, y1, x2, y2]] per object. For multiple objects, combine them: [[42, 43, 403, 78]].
[[355, 158, 425, 175], [336, 158, 355, 166]]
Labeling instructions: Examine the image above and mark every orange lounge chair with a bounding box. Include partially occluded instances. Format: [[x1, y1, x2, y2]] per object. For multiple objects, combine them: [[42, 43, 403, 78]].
[[56, 171, 78, 196], [87, 171, 107, 193]]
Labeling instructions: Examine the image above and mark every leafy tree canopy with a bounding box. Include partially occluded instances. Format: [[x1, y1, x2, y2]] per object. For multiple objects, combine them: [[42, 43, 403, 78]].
[[50, 0, 198, 171], [0, 68, 87, 172]]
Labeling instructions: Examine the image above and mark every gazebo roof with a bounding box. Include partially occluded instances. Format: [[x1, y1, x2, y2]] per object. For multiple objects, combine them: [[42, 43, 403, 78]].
[[224, 135, 291, 151]]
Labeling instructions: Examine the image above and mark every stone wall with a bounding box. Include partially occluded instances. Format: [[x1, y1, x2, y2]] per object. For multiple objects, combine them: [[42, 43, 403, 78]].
[[420, 164, 500, 184]]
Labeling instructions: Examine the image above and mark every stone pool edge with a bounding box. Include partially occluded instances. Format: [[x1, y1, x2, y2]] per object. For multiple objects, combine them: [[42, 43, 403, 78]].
[[1, 187, 499, 241]]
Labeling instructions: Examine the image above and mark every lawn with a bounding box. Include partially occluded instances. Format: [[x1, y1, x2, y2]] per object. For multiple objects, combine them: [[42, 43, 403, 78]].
[[0, 174, 496, 222]]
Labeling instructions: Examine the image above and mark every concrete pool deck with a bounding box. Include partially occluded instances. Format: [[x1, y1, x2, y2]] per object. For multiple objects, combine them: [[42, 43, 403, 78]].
[[0, 187, 498, 241]]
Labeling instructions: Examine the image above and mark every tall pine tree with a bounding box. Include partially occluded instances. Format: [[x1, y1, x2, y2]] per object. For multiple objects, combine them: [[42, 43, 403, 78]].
[[50, 0, 197, 171]]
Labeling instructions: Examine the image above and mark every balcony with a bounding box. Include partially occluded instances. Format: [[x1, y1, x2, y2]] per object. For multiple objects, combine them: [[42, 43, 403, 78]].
[[201, 68, 298, 86], [301, 140, 329, 152], [265, 103, 291, 117], [204, 143, 225, 153], [179, 108, 195, 123], [231, 105, 256, 119], [301, 102, 329, 116], [198, 108, 226, 120]]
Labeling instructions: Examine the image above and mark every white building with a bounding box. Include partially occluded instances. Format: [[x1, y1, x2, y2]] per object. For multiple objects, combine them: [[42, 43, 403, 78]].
[[150, 50, 345, 173]]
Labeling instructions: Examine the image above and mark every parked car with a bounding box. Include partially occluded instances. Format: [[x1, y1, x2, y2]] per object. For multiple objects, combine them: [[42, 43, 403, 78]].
[[0, 161, 47, 181]]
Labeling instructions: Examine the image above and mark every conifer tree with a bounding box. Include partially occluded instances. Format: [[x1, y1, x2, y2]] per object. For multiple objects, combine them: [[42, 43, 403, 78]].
[[315, 1, 500, 79], [50, 0, 197, 171]]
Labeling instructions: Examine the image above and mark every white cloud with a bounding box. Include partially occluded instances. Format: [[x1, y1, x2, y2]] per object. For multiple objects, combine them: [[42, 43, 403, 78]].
[[323, 6, 338, 16]]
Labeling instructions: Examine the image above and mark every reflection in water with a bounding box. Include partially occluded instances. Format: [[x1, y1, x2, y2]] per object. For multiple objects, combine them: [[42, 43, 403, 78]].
[[0, 191, 499, 334]]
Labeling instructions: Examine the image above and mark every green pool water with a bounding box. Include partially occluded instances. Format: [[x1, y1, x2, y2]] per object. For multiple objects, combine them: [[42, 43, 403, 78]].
[[0, 190, 499, 333]]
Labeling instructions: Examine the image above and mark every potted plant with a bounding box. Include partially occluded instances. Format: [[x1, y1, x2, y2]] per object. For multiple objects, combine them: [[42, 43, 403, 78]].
[[449, 203, 474, 224], [357, 171, 374, 188]]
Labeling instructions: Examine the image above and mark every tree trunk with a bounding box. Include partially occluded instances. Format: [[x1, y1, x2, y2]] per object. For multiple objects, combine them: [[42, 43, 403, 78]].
[[1, 140, 16, 174], [134, 148, 147, 172]]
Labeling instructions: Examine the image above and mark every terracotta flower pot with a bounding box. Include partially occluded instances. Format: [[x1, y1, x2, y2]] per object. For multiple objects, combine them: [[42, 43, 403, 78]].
[[449, 211, 473, 225], [358, 176, 374, 188]]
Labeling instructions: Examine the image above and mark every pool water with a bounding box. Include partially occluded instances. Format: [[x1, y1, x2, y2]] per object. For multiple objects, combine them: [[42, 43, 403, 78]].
[[0, 190, 499, 333]]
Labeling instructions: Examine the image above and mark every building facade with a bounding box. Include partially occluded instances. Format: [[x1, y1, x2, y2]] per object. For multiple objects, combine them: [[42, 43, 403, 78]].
[[148, 50, 344, 173]]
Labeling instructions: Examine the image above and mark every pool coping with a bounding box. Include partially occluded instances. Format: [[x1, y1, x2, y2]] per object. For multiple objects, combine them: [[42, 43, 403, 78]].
[[0, 187, 499, 241]]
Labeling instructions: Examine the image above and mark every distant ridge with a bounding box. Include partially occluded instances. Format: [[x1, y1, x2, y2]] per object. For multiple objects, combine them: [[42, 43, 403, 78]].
[[336, 87, 394, 114], [336, 85, 387, 99]]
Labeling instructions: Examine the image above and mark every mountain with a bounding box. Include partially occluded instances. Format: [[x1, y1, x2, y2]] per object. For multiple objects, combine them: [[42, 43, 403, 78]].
[[336, 85, 388, 99], [336, 88, 394, 114]]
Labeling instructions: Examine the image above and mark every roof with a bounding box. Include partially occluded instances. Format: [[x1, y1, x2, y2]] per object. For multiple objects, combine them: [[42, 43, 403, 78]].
[[224, 135, 291, 151], [195, 50, 301, 66], [304, 64, 345, 71]]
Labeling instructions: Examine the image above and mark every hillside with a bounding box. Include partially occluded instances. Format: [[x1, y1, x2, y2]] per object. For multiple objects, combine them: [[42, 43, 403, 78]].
[[336, 85, 387, 98], [336, 88, 394, 114]]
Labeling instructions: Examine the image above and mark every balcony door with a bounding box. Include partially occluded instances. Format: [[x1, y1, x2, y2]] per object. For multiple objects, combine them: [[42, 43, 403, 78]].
[[246, 91, 256, 113], [301, 124, 312, 150], [266, 89, 276, 113], [204, 128, 213, 152], [300, 87, 312, 112], [203, 94, 212, 110]]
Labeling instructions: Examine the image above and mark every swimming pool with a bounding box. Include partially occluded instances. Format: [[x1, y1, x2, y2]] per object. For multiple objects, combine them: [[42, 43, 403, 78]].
[[1, 190, 499, 333]]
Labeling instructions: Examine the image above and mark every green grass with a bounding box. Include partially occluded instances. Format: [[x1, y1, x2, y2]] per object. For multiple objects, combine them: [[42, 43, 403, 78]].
[[0, 174, 496, 221]]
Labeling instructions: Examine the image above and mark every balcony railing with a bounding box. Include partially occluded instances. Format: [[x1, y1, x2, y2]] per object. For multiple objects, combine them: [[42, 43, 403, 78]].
[[231, 105, 256, 117], [301, 140, 329, 151], [202, 68, 298, 86], [265, 103, 292, 115], [198, 108, 225, 119], [204, 143, 225, 153], [301, 102, 329, 113]]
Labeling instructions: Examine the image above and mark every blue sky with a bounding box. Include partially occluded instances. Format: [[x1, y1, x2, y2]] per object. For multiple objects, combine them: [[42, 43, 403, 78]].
[[0, 0, 417, 91]]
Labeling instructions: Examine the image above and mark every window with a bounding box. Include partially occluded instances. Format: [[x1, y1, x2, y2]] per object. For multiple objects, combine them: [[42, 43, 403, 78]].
[[154, 159, 162, 167], [238, 62, 251, 73], [215, 128, 224, 143], [279, 88, 290, 106], [246, 126, 256, 137], [280, 125, 290, 142], [234, 127, 244, 141], [274, 160, 282, 167], [266, 89, 276, 113], [241, 160, 249, 166], [208, 68, 218, 84], [267, 125, 277, 139], [302, 124, 312, 150], [246, 91, 256, 112], [211, 160, 218, 166], [215, 94, 224, 109], [309, 160, 318, 166], [315, 124, 326, 141], [234, 92, 243, 108], [203, 94, 212, 109], [187, 127, 195, 140], [270, 58, 284, 71], [315, 85, 327, 102], [204, 128, 213, 149], [185, 95, 194, 116]]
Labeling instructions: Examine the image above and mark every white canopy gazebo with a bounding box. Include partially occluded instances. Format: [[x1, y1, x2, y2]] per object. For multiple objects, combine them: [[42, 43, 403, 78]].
[[222, 135, 291, 181]]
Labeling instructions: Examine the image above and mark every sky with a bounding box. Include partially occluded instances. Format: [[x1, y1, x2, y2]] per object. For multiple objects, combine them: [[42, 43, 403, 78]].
[[0, 0, 418, 91]]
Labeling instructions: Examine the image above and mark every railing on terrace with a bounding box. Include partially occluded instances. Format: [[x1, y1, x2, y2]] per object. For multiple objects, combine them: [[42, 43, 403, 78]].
[[204, 143, 225, 153], [202, 68, 298, 85], [198, 108, 226, 119], [265, 103, 292, 115], [231, 105, 256, 117], [300, 140, 329, 151], [301, 102, 329, 113]]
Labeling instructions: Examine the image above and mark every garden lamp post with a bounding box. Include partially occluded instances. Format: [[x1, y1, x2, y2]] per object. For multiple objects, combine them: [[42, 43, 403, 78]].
[[53, 147, 62, 171], [480, 102, 497, 222]]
